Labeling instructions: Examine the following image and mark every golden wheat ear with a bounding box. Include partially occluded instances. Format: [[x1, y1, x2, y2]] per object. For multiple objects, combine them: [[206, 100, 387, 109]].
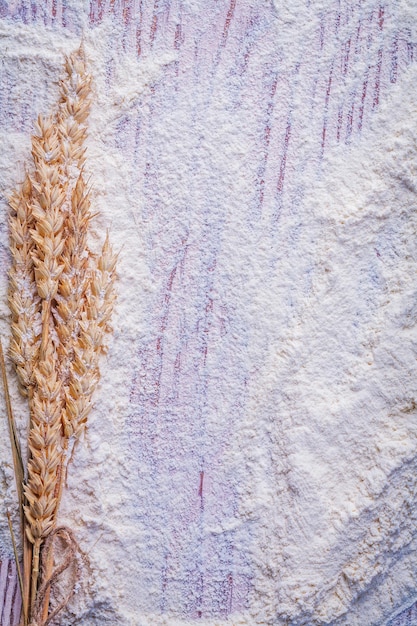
[[8, 45, 116, 626]]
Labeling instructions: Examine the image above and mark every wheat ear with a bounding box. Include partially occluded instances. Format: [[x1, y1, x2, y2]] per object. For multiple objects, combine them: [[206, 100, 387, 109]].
[[9, 117, 65, 616], [54, 49, 94, 439], [23, 114, 67, 616], [8, 173, 42, 624], [54, 47, 92, 376], [39, 50, 93, 623], [8, 46, 116, 625]]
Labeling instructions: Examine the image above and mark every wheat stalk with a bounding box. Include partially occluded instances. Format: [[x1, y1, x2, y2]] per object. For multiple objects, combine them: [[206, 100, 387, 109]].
[[7, 46, 116, 626]]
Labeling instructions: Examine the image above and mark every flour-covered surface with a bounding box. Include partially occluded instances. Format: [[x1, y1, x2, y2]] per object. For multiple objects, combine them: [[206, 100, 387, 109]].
[[1, 1, 417, 625]]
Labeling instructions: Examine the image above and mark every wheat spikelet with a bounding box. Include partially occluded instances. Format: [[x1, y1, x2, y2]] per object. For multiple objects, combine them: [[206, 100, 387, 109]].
[[29, 115, 66, 355], [8, 176, 42, 394], [24, 344, 63, 614], [23, 341, 62, 545], [64, 234, 117, 439], [7, 46, 116, 626]]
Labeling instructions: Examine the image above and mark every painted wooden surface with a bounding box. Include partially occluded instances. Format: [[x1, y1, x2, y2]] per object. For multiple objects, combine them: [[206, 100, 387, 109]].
[[0, 1, 417, 625], [0, 560, 20, 626]]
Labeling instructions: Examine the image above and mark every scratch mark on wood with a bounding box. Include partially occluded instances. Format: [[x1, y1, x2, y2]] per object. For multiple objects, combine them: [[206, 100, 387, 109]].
[[198, 470, 204, 507], [358, 68, 369, 130], [220, 0, 237, 49], [258, 73, 278, 209], [277, 119, 291, 194], [321, 63, 333, 154]]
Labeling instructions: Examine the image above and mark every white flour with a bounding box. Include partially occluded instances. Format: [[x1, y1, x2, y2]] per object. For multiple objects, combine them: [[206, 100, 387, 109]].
[[0, 2, 417, 625]]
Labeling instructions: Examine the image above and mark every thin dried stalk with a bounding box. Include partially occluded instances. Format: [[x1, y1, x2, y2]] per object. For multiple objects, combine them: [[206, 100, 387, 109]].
[[31, 527, 79, 626], [6, 511, 26, 625], [2, 323, 33, 622], [0, 340, 24, 510], [1, 342, 27, 625], [8, 46, 116, 625]]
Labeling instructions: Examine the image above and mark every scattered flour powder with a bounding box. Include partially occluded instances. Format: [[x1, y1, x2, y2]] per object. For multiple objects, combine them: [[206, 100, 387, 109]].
[[0, 1, 417, 625]]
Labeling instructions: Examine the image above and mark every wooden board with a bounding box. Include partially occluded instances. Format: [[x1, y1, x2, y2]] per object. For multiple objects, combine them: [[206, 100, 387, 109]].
[[1, 1, 417, 625]]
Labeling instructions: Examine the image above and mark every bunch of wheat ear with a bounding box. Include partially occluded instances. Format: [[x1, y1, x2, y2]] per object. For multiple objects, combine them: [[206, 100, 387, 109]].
[[5, 46, 116, 626]]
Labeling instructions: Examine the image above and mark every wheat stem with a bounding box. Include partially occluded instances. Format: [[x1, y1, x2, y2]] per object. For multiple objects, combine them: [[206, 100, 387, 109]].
[[0, 340, 24, 511], [22, 534, 32, 625], [30, 538, 41, 615]]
